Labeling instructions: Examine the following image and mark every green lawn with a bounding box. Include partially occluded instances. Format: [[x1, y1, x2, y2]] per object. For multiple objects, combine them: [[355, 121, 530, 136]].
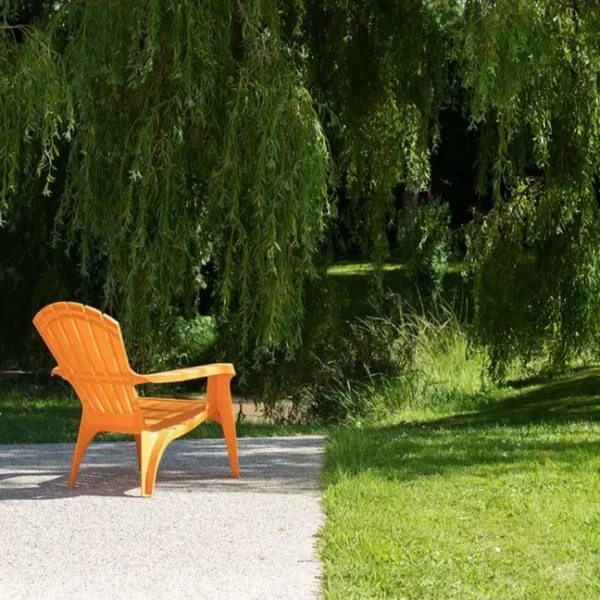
[[322, 368, 600, 599]]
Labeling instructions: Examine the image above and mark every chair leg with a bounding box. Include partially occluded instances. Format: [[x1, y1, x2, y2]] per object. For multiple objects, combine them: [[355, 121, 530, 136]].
[[211, 374, 240, 478], [134, 434, 141, 469], [139, 431, 171, 497], [68, 424, 97, 489]]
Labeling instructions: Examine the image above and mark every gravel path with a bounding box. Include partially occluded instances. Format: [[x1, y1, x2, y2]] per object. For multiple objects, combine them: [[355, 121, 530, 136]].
[[0, 436, 324, 600]]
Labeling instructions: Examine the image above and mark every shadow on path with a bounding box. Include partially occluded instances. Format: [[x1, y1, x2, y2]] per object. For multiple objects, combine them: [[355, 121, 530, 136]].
[[0, 436, 324, 500]]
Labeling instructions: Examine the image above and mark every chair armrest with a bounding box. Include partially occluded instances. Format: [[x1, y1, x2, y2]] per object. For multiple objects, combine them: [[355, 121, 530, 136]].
[[135, 363, 235, 384], [51, 366, 66, 379]]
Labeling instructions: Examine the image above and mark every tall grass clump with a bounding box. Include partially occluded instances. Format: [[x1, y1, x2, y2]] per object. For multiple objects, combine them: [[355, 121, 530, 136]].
[[247, 282, 416, 423], [249, 283, 490, 424], [405, 301, 488, 412], [333, 299, 490, 424]]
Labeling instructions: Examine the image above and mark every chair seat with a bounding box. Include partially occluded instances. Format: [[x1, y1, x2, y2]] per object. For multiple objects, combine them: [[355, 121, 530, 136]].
[[138, 398, 208, 431]]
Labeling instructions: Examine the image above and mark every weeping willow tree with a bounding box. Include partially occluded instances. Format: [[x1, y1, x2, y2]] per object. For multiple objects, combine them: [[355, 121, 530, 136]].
[[300, 0, 600, 379], [0, 0, 331, 366], [5, 0, 600, 381], [306, 0, 600, 377], [1, 0, 457, 370], [454, 0, 600, 378]]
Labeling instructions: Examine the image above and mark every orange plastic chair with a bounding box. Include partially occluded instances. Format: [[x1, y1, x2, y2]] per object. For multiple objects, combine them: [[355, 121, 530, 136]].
[[33, 302, 239, 497]]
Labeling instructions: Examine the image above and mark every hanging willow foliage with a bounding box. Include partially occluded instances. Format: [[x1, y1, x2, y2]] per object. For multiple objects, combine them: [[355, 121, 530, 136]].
[[0, 0, 331, 365], [5, 0, 600, 379], [302, 0, 457, 262], [455, 0, 600, 376]]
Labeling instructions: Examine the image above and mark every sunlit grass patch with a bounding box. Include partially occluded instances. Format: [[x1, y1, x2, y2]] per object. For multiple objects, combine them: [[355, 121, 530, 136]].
[[321, 370, 600, 599]]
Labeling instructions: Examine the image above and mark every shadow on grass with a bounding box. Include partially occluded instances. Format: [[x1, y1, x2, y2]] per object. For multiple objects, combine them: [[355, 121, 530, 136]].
[[326, 367, 600, 485], [423, 367, 600, 429]]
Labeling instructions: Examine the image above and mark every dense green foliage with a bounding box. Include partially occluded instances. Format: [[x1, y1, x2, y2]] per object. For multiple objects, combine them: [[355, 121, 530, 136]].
[[4, 0, 600, 383], [460, 0, 600, 377], [0, 0, 330, 365]]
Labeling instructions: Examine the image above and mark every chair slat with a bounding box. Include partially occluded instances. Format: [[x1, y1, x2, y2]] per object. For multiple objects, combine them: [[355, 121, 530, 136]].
[[33, 302, 141, 422]]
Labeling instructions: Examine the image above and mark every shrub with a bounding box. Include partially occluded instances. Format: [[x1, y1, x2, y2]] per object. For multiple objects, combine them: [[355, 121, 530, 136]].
[[152, 315, 217, 372], [241, 282, 415, 422], [243, 278, 487, 423]]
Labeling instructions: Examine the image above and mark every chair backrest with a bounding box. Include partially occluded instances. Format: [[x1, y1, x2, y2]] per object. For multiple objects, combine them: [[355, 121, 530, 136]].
[[33, 302, 142, 432]]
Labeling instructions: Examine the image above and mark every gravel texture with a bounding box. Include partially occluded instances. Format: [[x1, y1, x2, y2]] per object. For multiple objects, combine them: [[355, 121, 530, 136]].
[[0, 436, 324, 600]]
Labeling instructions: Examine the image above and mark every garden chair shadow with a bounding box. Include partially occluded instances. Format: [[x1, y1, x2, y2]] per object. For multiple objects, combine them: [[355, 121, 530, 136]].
[[32, 301, 239, 497]]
